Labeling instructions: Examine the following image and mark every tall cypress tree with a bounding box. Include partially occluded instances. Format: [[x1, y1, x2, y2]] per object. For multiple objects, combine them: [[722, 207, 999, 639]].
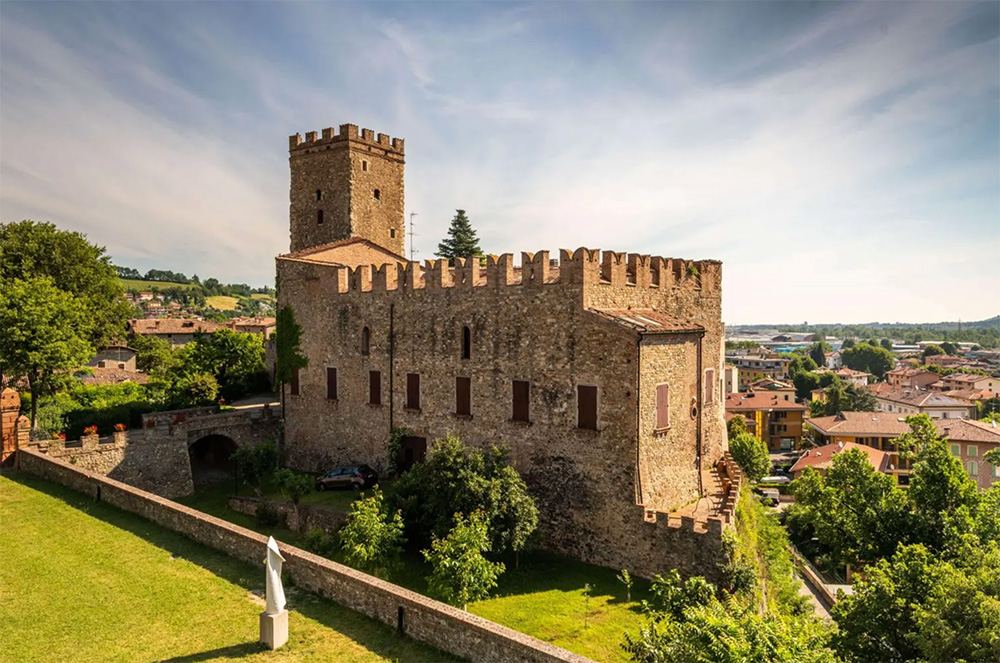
[[436, 210, 483, 262]]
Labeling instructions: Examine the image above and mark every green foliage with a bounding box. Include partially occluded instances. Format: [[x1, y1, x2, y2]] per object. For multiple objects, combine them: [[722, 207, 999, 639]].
[[818, 382, 878, 416], [128, 334, 178, 378], [339, 489, 406, 579], [979, 409, 1000, 425], [167, 372, 219, 407], [840, 342, 895, 379], [922, 344, 945, 358], [880, 338, 894, 350], [729, 433, 771, 482], [231, 442, 279, 495], [385, 434, 539, 556], [273, 468, 312, 505], [274, 305, 307, 387], [0, 276, 93, 432], [0, 220, 132, 348], [940, 341, 958, 355], [436, 209, 483, 262], [386, 426, 413, 476], [808, 400, 826, 418], [642, 569, 716, 620], [303, 527, 337, 557], [423, 511, 505, 609], [21, 382, 161, 438], [184, 329, 268, 401], [255, 502, 281, 528], [726, 415, 749, 439], [808, 342, 831, 367], [618, 568, 634, 603]]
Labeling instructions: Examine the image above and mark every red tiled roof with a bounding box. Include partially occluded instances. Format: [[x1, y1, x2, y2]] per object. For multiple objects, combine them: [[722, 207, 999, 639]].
[[724, 391, 806, 412], [588, 309, 705, 335], [790, 442, 889, 475], [936, 419, 1000, 444], [806, 412, 912, 436], [129, 319, 224, 335], [79, 367, 151, 386], [876, 388, 970, 409]]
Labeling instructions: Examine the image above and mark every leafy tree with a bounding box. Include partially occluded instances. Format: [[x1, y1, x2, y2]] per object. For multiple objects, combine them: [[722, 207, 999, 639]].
[[618, 569, 634, 604], [185, 329, 267, 400], [727, 414, 749, 439], [128, 333, 179, 378], [641, 569, 715, 621], [435, 209, 483, 262], [729, 432, 771, 482], [273, 468, 313, 525], [808, 341, 831, 367], [841, 342, 895, 380], [792, 370, 821, 401], [787, 354, 818, 378], [841, 338, 855, 349], [808, 399, 826, 418], [423, 511, 505, 609], [167, 372, 218, 407], [385, 434, 538, 556], [0, 277, 91, 434], [0, 221, 132, 347], [275, 305, 308, 417], [821, 382, 878, 416], [922, 344, 945, 358], [339, 489, 406, 578], [231, 441, 279, 496], [985, 447, 1000, 466], [940, 341, 958, 356], [880, 338, 894, 351]]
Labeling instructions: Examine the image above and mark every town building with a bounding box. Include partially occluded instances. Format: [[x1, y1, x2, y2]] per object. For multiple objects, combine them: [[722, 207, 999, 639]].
[[227, 316, 277, 339], [747, 378, 796, 401], [723, 364, 738, 395], [88, 345, 139, 372], [789, 441, 889, 479], [824, 351, 843, 369], [886, 367, 940, 389], [128, 318, 225, 346], [805, 412, 999, 488], [876, 388, 975, 420], [834, 367, 869, 386], [724, 391, 807, 451], [937, 373, 1000, 393], [276, 123, 732, 579], [726, 355, 790, 390], [924, 354, 964, 368]]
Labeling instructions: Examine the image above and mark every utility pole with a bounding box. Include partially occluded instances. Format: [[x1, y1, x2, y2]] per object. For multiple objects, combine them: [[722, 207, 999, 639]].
[[408, 212, 418, 261]]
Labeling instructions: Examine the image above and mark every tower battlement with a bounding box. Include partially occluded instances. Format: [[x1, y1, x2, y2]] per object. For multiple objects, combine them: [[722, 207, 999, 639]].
[[281, 247, 722, 296], [289, 123, 405, 156]]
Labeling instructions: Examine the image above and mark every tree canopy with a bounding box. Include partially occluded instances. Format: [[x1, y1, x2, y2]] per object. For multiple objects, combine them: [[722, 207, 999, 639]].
[[436, 210, 483, 261], [840, 342, 895, 380]]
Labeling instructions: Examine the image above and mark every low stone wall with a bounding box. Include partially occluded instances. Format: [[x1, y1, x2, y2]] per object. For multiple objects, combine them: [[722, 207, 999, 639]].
[[790, 545, 841, 608], [228, 496, 349, 534], [17, 448, 593, 663]]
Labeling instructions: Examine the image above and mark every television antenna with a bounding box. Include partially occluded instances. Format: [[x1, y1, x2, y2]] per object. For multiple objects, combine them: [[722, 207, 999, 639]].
[[408, 212, 418, 261]]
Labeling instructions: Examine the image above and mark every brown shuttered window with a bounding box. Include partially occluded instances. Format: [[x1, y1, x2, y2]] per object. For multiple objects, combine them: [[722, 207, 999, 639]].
[[456, 377, 471, 416], [406, 373, 420, 410], [369, 371, 381, 405], [705, 369, 716, 405], [512, 380, 530, 422], [578, 385, 598, 430], [290, 367, 300, 396], [655, 383, 670, 430], [326, 367, 338, 400]]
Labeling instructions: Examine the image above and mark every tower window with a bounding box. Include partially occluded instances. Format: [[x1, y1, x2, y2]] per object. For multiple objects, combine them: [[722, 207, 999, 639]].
[[373, 189, 381, 200], [406, 373, 421, 410], [317, 209, 324, 225], [361, 326, 370, 356], [315, 189, 322, 201], [577, 385, 598, 430], [362, 160, 369, 172], [369, 370, 382, 405], [390, 229, 397, 239], [456, 377, 471, 416], [512, 380, 530, 422], [461, 326, 471, 359]]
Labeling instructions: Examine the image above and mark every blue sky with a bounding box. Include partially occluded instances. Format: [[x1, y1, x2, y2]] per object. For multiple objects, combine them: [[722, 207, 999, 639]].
[[1, 1, 997, 324]]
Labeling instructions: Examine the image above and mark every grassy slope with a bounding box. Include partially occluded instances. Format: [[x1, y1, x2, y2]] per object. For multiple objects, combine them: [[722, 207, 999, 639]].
[[176, 486, 650, 663], [119, 278, 196, 291], [0, 473, 452, 663], [206, 295, 240, 310]]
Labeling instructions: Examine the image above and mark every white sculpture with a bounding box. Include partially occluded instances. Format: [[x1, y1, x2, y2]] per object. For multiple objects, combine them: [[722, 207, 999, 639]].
[[264, 536, 286, 614], [260, 536, 288, 649]]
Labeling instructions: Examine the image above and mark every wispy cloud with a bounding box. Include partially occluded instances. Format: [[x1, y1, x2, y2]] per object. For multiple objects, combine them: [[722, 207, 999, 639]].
[[1, 1, 996, 322]]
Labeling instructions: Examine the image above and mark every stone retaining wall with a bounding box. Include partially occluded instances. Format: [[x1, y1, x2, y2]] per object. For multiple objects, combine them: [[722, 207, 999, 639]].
[[17, 448, 594, 663], [228, 496, 349, 534]]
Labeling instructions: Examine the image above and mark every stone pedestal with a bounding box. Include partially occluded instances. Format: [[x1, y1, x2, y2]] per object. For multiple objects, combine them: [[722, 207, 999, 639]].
[[259, 609, 288, 650]]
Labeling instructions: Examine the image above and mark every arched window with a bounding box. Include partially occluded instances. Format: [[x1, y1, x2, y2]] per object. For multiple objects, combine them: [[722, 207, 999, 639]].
[[315, 189, 322, 201], [461, 326, 471, 359], [361, 326, 370, 356], [373, 189, 381, 200]]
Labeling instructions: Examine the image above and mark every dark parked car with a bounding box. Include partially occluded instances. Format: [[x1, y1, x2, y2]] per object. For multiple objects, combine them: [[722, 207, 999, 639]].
[[315, 465, 378, 491]]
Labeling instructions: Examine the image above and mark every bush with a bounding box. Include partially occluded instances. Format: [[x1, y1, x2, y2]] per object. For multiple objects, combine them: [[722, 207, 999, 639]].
[[423, 511, 505, 609], [255, 502, 281, 528], [304, 527, 336, 557], [338, 489, 405, 579], [729, 432, 771, 482]]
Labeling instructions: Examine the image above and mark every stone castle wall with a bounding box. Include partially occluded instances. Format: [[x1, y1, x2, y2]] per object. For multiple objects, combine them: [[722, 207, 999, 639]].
[[277, 247, 728, 579]]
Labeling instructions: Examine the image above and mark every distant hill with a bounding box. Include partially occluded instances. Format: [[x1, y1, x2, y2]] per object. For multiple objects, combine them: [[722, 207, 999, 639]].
[[728, 316, 999, 349]]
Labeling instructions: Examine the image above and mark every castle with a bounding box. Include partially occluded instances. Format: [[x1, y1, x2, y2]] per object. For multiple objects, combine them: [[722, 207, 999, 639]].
[[276, 123, 737, 578]]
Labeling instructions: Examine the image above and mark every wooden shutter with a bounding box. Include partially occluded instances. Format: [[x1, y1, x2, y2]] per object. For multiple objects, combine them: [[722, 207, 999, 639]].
[[369, 371, 381, 405], [456, 377, 471, 415], [512, 380, 530, 422], [655, 383, 669, 429], [407, 373, 420, 410], [290, 367, 300, 396], [326, 367, 338, 400], [705, 369, 715, 405], [578, 385, 598, 430]]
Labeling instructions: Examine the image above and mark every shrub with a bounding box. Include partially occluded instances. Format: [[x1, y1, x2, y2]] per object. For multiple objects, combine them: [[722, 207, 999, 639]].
[[304, 527, 336, 557], [255, 502, 281, 528], [423, 511, 505, 610], [729, 432, 771, 482], [339, 489, 405, 579]]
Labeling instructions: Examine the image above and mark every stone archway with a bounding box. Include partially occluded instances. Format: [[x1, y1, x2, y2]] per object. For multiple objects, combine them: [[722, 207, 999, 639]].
[[188, 434, 237, 490]]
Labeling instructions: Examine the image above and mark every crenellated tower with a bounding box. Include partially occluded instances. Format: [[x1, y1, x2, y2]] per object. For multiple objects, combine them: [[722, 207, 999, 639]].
[[288, 123, 405, 255]]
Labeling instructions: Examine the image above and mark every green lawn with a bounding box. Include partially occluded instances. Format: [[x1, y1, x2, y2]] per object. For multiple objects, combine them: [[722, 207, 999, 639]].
[[0, 473, 454, 663], [119, 278, 197, 291], [177, 484, 650, 662]]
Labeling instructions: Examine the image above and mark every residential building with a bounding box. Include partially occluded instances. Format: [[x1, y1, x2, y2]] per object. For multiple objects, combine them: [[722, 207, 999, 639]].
[[227, 316, 277, 339], [88, 345, 138, 372], [725, 391, 807, 451], [939, 373, 1000, 393], [924, 354, 964, 368], [834, 367, 869, 387], [876, 388, 975, 420], [128, 318, 225, 346], [824, 351, 843, 369], [727, 355, 790, 390], [789, 441, 890, 479], [723, 364, 738, 395], [747, 378, 796, 401], [886, 367, 940, 389]]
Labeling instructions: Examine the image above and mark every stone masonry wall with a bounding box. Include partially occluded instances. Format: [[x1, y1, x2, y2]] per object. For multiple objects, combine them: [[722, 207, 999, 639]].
[[277, 248, 729, 580], [17, 448, 593, 663]]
